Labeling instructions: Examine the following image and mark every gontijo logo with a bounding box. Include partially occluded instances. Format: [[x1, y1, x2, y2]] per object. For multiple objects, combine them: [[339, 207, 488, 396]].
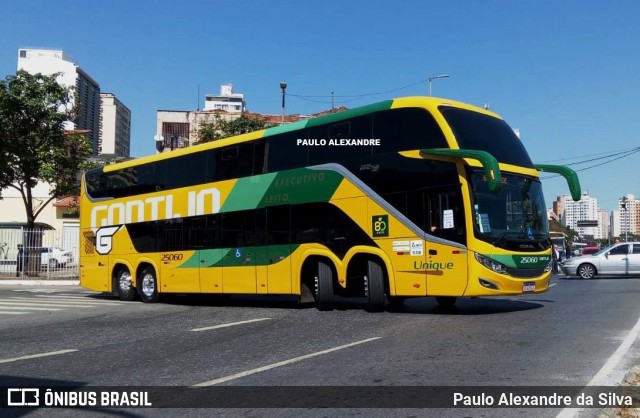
[[90, 187, 220, 231]]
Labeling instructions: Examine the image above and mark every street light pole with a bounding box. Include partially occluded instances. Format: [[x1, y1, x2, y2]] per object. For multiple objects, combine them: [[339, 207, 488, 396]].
[[428, 74, 450, 96], [622, 197, 629, 242], [280, 81, 287, 125]]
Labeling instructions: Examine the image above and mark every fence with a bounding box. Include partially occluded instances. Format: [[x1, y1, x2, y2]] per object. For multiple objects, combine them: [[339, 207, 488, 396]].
[[0, 227, 79, 279]]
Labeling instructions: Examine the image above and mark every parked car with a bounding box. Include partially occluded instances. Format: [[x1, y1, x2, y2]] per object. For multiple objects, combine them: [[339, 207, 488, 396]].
[[560, 242, 640, 279], [40, 247, 73, 268]]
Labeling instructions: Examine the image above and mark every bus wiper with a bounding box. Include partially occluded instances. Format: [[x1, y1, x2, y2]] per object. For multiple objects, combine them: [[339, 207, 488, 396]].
[[492, 231, 525, 246]]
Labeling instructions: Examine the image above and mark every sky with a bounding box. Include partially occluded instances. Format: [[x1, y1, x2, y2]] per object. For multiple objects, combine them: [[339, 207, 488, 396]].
[[1, 0, 639, 213]]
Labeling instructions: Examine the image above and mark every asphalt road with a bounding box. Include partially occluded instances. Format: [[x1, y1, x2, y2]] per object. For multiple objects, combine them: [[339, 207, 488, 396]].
[[1, 274, 639, 418]]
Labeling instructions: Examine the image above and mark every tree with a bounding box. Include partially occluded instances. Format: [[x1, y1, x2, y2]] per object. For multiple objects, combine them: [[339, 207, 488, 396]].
[[195, 114, 275, 144], [0, 70, 93, 274], [0, 70, 93, 225], [549, 218, 580, 243]]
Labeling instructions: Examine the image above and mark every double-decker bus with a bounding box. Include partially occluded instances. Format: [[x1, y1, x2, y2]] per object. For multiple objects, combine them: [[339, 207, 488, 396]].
[[79, 96, 581, 311]]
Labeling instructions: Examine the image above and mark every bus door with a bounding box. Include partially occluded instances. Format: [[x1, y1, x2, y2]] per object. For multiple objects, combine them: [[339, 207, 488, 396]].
[[159, 218, 202, 293], [423, 187, 468, 296], [220, 211, 257, 294]]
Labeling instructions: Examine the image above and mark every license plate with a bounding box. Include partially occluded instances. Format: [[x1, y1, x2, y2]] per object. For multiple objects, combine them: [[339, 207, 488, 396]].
[[523, 282, 535, 292]]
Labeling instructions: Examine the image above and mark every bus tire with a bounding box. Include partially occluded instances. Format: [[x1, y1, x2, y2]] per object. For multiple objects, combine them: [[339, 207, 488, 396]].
[[577, 264, 596, 280], [315, 261, 334, 311], [365, 260, 386, 312], [436, 296, 457, 308], [138, 266, 159, 303], [115, 268, 137, 301]]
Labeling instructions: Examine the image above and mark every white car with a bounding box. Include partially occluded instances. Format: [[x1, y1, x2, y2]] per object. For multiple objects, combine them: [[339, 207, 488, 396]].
[[40, 247, 73, 268], [561, 242, 640, 279]]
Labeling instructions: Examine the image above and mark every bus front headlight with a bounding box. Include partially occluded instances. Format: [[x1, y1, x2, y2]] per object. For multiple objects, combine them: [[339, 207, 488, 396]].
[[474, 253, 509, 275]]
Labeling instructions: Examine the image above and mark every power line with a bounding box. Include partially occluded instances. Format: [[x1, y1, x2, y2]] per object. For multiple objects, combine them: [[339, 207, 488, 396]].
[[286, 78, 428, 105]]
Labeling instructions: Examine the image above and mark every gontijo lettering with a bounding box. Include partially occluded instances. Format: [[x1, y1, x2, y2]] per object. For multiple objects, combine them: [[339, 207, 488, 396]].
[[90, 187, 220, 231]]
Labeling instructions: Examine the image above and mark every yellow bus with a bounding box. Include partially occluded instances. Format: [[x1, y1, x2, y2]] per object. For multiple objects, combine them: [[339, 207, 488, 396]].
[[79, 96, 581, 311]]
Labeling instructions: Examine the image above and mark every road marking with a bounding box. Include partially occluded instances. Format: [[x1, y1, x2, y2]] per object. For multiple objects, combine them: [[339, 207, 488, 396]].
[[192, 337, 381, 387], [586, 313, 640, 386], [10, 297, 124, 305], [0, 301, 91, 308], [36, 295, 112, 300], [549, 283, 557, 288], [0, 311, 27, 315], [0, 306, 63, 311], [0, 349, 78, 364], [556, 313, 640, 418], [190, 318, 272, 332]]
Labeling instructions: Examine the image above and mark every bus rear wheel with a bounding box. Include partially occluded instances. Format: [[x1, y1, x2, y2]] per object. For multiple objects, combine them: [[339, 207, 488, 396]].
[[115, 268, 137, 301], [138, 266, 159, 303], [365, 260, 386, 312], [315, 261, 334, 311]]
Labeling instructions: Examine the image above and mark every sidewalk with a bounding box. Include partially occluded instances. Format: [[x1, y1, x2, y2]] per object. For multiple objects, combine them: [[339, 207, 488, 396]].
[[0, 278, 79, 285]]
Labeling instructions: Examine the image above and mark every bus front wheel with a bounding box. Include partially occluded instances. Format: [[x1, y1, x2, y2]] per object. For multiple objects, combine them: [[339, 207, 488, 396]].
[[365, 260, 386, 312], [138, 266, 159, 303], [115, 268, 137, 301], [315, 261, 334, 311]]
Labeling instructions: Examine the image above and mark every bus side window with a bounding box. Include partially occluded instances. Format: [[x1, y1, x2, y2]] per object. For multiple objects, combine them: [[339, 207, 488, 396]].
[[266, 206, 290, 245], [216, 143, 255, 181], [253, 141, 267, 175], [159, 219, 184, 251], [221, 211, 265, 247], [266, 132, 308, 172]]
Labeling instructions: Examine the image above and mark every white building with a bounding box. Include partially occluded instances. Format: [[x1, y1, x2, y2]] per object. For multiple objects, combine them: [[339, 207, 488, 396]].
[[100, 93, 131, 157], [203, 84, 245, 112], [17, 48, 101, 155], [558, 192, 605, 239], [619, 194, 639, 237]]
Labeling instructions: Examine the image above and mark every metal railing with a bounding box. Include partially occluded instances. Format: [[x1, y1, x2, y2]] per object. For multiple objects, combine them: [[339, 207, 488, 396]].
[[0, 229, 79, 280]]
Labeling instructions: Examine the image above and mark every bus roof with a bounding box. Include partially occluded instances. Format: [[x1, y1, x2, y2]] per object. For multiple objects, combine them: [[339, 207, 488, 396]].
[[99, 96, 502, 173]]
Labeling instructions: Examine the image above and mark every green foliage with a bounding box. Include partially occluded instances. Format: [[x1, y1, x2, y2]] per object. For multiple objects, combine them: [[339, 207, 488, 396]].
[[0, 70, 93, 227], [195, 114, 274, 144]]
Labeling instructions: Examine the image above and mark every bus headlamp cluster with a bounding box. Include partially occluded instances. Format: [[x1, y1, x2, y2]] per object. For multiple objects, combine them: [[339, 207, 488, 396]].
[[474, 253, 509, 275]]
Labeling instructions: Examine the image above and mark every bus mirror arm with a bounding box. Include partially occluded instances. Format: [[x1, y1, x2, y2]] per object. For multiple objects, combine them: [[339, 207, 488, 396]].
[[420, 148, 502, 192], [533, 164, 582, 201]]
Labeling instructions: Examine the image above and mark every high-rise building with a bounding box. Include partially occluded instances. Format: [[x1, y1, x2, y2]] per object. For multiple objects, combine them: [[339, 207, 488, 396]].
[[557, 192, 604, 239], [619, 194, 639, 238], [99, 93, 131, 157], [17, 48, 101, 155]]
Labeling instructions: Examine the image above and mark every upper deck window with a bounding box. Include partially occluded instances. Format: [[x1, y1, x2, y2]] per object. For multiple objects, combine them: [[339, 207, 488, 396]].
[[439, 107, 533, 168]]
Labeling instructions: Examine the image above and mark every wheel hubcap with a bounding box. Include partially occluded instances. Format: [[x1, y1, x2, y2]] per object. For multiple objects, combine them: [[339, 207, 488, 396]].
[[142, 274, 155, 296], [119, 272, 132, 291]]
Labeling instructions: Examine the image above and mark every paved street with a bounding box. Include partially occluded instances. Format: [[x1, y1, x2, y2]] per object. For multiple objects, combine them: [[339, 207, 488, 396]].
[[1, 274, 639, 417]]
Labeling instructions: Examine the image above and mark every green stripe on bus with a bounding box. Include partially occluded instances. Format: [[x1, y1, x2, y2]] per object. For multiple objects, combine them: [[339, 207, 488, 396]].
[[262, 100, 393, 137], [220, 173, 278, 212], [179, 245, 300, 269], [219, 169, 344, 212], [483, 254, 552, 269], [256, 168, 344, 207]]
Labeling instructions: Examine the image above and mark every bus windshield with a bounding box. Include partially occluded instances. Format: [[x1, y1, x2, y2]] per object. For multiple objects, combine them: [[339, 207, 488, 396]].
[[469, 169, 549, 251]]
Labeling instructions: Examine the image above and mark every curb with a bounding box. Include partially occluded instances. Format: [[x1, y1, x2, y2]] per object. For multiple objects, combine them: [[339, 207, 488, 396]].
[[0, 280, 79, 286]]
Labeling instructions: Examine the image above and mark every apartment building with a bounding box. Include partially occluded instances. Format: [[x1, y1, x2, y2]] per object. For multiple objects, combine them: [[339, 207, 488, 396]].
[[17, 48, 101, 155], [100, 93, 131, 157]]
